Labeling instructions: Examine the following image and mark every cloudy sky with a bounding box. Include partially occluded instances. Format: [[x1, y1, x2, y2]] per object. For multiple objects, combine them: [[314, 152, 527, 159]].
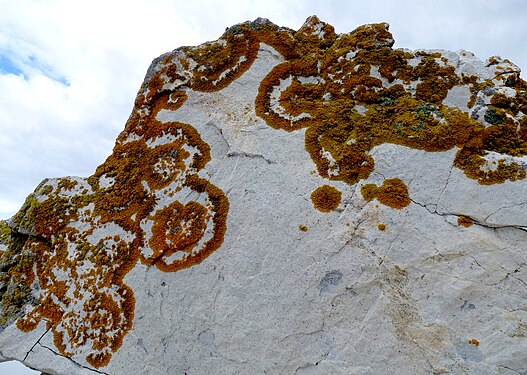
[[1, 0, 526, 372]]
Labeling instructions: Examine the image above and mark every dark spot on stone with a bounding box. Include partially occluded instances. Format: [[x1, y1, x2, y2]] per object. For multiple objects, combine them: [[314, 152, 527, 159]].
[[482, 87, 496, 96], [460, 300, 476, 311], [319, 270, 343, 294], [484, 108, 503, 125]]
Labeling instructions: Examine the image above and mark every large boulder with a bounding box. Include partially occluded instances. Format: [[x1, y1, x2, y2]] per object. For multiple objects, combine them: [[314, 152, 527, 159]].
[[1, 16, 527, 374]]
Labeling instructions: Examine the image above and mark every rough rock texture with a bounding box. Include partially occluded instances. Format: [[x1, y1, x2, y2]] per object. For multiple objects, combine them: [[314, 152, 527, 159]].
[[1, 16, 527, 374]]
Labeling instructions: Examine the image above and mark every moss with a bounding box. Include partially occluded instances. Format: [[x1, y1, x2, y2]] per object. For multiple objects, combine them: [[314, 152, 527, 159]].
[[310, 185, 342, 212]]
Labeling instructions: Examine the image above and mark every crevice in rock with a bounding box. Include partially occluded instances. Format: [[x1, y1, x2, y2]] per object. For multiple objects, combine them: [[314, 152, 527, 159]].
[[434, 163, 454, 211], [226, 151, 276, 164], [293, 352, 329, 375], [206, 121, 231, 151], [493, 264, 527, 287], [484, 202, 527, 223], [23, 325, 51, 361], [410, 198, 527, 233], [37, 343, 107, 375]]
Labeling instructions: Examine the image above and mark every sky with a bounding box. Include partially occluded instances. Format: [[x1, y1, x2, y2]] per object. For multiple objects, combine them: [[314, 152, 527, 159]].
[[0, 0, 526, 373]]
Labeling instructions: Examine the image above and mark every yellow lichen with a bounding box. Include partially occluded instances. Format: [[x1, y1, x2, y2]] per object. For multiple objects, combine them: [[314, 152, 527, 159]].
[[254, 18, 527, 195], [299, 225, 309, 232], [360, 179, 410, 209], [310, 185, 342, 212]]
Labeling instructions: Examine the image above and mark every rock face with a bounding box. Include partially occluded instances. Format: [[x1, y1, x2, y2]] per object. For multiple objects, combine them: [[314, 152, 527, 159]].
[[1, 16, 527, 374]]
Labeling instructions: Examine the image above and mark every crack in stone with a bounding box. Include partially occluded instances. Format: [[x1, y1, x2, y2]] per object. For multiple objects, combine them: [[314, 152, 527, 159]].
[[498, 364, 527, 375], [434, 163, 454, 211], [37, 343, 107, 375], [23, 325, 51, 361], [226, 151, 276, 164], [206, 120, 231, 150], [410, 198, 527, 233], [484, 202, 527, 223]]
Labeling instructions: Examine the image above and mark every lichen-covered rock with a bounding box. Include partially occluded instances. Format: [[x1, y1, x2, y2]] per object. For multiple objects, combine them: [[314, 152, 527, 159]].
[[1, 16, 527, 374]]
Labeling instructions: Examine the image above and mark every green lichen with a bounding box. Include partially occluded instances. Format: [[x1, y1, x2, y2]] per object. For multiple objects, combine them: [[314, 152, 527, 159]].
[[484, 108, 504, 125], [0, 224, 36, 329], [0, 221, 9, 245]]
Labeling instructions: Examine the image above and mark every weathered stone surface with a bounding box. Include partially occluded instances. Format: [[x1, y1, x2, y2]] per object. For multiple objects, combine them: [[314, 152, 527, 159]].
[[1, 16, 527, 374]]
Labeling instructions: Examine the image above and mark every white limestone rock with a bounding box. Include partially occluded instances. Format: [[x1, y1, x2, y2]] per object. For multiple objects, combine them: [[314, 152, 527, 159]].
[[1, 16, 527, 375]]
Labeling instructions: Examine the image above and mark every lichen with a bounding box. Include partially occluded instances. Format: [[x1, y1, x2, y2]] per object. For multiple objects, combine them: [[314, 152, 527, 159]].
[[254, 17, 527, 201], [310, 185, 342, 212], [361, 178, 410, 209], [299, 225, 309, 232], [457, 216, 474, 227]]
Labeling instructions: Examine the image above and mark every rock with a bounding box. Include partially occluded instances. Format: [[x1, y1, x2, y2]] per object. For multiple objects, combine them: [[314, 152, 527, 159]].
[[1, 15, 527, 374]]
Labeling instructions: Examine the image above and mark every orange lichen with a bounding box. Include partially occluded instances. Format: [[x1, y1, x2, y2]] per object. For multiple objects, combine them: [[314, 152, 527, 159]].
[[468, 338, 480, 346], [360, 179, 410, 209], [254, 17, 527, 201], [361, 184, 379, 202], [378, 223, 386, 231], [7, 23, 239, 365], [457, 216, 474, 227], [376, 178, 411, 209], [310, 185, 342, 212]]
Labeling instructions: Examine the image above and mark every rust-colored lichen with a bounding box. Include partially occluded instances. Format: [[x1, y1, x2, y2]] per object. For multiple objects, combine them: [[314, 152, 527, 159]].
[[457, 216, 474, 227], [361, 178, 410, 209], [360, 184, 378, 202], [310, 185, 342, 212], [376, 178, 411, 209], [6, 21, 248, 365], [378, 223, 386, 231], [253, 17, 527, 202], [468, 338, 480, 346]]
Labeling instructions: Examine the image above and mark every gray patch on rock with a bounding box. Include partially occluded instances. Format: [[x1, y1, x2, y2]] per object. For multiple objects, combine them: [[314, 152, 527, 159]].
[[460, 300, 476, 311], [319, 270, 343, 295], [198, 329, 216, 345], [482, 86, 496, 96], [456, 342, 483, 362]]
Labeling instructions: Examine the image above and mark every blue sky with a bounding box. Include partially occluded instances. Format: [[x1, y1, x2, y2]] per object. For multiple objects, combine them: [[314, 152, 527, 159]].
[[1, 0, 526, 373], [0, 54, 24, 76]]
